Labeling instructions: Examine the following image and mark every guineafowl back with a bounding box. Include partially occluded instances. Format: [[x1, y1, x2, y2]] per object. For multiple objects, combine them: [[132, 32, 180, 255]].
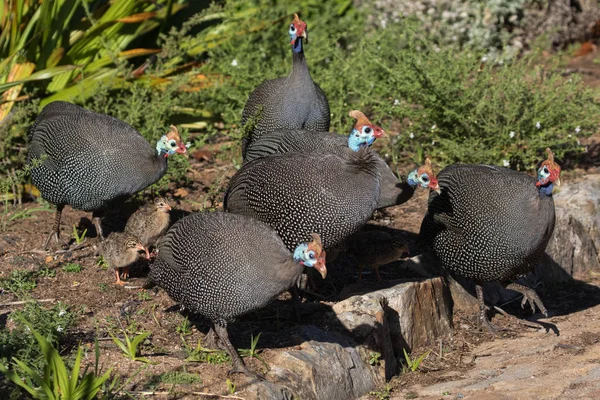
[[224, 148, 380, 252], [27, 101, 166, 211], [149, 212, 301, 322], [244, 129, 414, 209], [419, 164, 556, 282]]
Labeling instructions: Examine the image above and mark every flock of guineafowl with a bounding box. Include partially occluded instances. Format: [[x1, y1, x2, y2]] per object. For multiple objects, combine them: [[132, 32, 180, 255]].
[[24, 14, 562, 378]]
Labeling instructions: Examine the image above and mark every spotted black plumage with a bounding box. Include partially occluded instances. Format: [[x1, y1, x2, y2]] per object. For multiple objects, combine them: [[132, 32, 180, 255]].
[[244, 129, 415, 209], [419, 159, 559, 330], [27, 101, 185, 247], [224, 148, 381, 252], [240, 15, 330, 159], [149, 211, 326, 376]]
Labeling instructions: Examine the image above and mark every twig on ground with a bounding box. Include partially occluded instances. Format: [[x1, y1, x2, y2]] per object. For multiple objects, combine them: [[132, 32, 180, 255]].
[[0, 298, 55, 307]]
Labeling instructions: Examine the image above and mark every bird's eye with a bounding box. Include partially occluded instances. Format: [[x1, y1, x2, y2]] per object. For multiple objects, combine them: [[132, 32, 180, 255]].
[[420, 174, 429, 183], [290, 24, 296, 32], [169, 140, 177, 148], [308, 251, 315, 259], [543, 166, 549, 174], [362, 126, 372, 135]]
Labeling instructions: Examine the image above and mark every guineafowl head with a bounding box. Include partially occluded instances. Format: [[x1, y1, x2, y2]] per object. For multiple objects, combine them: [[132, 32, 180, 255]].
[[153, 197, 172, 213], [347, 110, 387, 152], [125, 236, 150, 259], [156, 125, 188, 158], [289, 13, 308, 53], [536, 148, 561, 194], [293, 233, 327, 279], [407, 158, 440, 194]]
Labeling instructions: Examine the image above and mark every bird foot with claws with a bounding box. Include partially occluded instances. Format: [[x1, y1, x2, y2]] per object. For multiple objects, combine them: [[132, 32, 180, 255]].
[[505, 283, 548, 317], [227, 360, 264, 380]]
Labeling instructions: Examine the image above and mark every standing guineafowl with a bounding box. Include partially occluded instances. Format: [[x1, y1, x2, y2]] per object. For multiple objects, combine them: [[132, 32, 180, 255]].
[[419, 149, 561, 332], [241, 13, 330, 159], [27, 101, 187, 249], [245, 110, 416, 209], [149, 211, 327, 377], [225, 148, 439, 253], [125, 196, 172, 251]]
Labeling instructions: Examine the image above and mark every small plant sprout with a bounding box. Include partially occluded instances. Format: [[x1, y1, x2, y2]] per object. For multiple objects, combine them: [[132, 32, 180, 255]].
[[226, 378, 236, 395], [137, 290, 151, 302], [181, 336, 230, 364], [403, 348, 431, 372], [109, 328, 153, 364], [176, 317, 193, 336], [369, 351, 382, 366], [62, 263, 82, 273], [238, 332, 268, 370], [72, 224, 87, 245]]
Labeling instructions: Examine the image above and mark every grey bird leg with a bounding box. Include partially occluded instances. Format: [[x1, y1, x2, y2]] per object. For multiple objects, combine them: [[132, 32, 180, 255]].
[[505, 282, 549, 317], [92, 211, 104, 240], [475, 283, 500, 334], [213, 323, 264, 380], [289, 285, 303, 322], [44, 204, 64, 250], [203, 325, 224, 350]]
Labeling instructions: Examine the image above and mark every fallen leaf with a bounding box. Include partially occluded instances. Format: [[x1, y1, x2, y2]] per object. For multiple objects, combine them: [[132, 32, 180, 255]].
[[192, 150, 214, 162], [174, 188, 189, 198], [45, 255, 53, 264]]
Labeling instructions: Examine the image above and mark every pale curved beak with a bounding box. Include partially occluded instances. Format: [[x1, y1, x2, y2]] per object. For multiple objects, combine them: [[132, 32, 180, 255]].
[[136, 244, 150, 259], [315, 253, 327, 279], [375, 129, 387, 139], [175, 142, 187, 154], [301, 30, 308, 43], [554, 177, 561, 187]]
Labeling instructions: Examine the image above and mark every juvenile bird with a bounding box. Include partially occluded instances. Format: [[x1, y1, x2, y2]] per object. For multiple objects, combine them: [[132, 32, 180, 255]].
[[244, 110, 415, 209], [346, 230, 409, 282], [101, 233, 150, 286], [241, 13, 330, 159], [149, 211, 327, 377], [124, 197, 172, 250], [27, 101, 187, 249], [419, 149, 561, 332]]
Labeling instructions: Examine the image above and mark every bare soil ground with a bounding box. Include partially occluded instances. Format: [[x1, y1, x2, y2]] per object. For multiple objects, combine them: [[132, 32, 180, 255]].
[[0, 49, 600, 400]]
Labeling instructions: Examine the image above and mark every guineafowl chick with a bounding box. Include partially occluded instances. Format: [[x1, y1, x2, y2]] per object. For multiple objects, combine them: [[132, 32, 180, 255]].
[[419, 149, 561, 332], [149, 211, 327, 377], [101, 233, 150, 286], [346, 230, 409, 282], [27, 101, 187, 249], [124, 197, 172, 251], [245, 109, 415, 209], [241, 13, 330, 158]]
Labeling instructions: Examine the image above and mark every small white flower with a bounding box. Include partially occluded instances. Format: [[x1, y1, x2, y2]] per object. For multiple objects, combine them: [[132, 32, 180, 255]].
[[431, 140, 436, 146], [481, 56, 488, 63], [58, 309, 67, 317], [409, 132, 414, 139], [231, 59, 238, 67], [509, 131, 515, 139], [503, 159, 510, 167], [185, 142, 192, 149], [56, 326, 64, 333], [577, 139, 581, 145], [575, 126, 581, 133], [393, 99, 400, 106], [431, 124, 437, 130], [535, 121, 541, 129]]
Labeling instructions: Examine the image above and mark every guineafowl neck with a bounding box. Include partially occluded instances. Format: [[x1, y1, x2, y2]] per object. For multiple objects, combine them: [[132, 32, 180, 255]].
[[538, 183, 554, 198], [147, 153, 169, 182], [275, 258, 305, 289], [291, 50, 311, 81]]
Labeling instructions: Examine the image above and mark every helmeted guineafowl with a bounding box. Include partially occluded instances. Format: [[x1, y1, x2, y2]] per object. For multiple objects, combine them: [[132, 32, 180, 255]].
[[244, 110, 416, 209], [418, 148, 561, 332], [125, 197, 172, 251], [101, 233, 149, 286], [240, 13, 330, 159], [224, 148, 381, 252], [27, 101, 187, 249], [148, 211, 327, 377]]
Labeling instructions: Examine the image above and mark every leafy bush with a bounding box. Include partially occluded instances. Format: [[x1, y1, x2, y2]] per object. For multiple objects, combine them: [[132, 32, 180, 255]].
[[192, 1, 598, 171]]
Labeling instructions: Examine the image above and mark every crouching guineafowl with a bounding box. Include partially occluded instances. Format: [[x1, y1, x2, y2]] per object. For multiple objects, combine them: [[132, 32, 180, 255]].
[[419, 149, 561, 332], [245, 110, 416, 209], [149, 211, 327, 378], [27, 101, 187, 249], [241, 13, 330, 158]]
